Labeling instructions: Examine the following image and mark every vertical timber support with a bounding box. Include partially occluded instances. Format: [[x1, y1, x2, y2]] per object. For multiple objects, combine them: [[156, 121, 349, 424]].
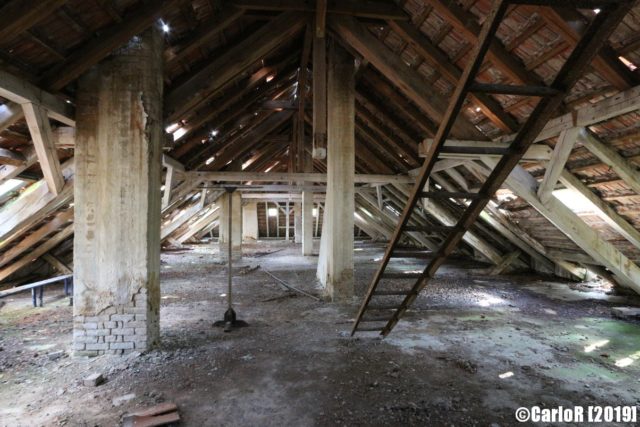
[[316, 42, 355, 301], [73, 29, 163, 356], [294, 203, 302, 243], [312, 34, 327, 159], [161, 165, 175, 209], [219, 191, 242, 261], [243, 201, 259, 242], [302, 191, 314, 255]]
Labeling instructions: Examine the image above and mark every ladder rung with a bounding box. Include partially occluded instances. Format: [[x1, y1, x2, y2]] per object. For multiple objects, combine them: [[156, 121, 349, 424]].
[[440, 146, 510, 156], [356, 326, 384, 332], [360, 317, 391, 322], [366, 305, 400, 310], [382, 272, 423, 280], [391, 249, 432, 258], [421, 191, 482, 199], [404, 225, 454, 233], [469, 82, 560, 97], [374, 290, 412, 296]]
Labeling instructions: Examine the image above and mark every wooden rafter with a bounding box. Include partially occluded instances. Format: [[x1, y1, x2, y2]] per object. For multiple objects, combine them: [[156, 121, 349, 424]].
[[0, 0, 69, 43], [233, 0, 407, 19], [331, 15, 486, 140], [165, 12, 306, 122], [40, 0, 183, 91]]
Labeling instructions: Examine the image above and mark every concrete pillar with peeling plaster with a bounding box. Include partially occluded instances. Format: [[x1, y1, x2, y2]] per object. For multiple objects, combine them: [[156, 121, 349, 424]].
[[73, 29, 163, 356]]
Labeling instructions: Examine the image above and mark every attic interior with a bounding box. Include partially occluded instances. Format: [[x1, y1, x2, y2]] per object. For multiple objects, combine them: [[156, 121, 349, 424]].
[[2, 0, 640, 424]]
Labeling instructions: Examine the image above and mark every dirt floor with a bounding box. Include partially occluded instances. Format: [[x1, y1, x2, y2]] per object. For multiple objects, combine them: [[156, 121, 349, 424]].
[[2, 240, 640, 426]]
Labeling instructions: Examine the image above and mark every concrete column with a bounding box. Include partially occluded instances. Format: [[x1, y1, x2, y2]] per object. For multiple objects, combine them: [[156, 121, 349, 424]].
[[302, 192, 314, 255], [243, 202, 259, 242], [294, 203, 302, 244], [316, 42, 355, 301], [73, 29, 163, 356], [219, 191, 242, 261]]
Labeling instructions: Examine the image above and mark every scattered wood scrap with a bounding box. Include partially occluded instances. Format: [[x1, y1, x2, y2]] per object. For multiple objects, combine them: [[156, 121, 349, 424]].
[[121, 402, 180, 427]]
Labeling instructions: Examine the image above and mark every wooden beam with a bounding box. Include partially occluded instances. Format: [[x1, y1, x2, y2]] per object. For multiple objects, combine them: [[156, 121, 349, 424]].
[[190, 171, 414, 184], [483, 158, 640, 293], [165, 12, 306, 121], [544, 7, 637, 90], [22, 103, 64, 195], [162, 200, 205, 241], [559, 170, 640, 251], [580, 130, 640, 196], [537, 127, 581, 204], [420, 138, 552, 161], [42, 253, 73, 274], [0, 148, 25, 167], [358, 189, 439, 250], [330, 15, 486, 140], [296, 24, 313, 172], [176, 206, 220, 243], [0, 0, 69, 43], [546, 249, 601, 266], [430, 0, 542, 85], [21, 103, 65, 195], [0, 160, 74, 252], [360, 71, 437, 137], [204, 110, 293, 170], [490, 250, 521, 275], [165, 6, 245, 64], [312, 34, 327, 159], [0, 225, 73, 283], [387, 19, 518, 133], [315, 0, 327, 37], [0, 70, 75, 126], [162, 154, 185, 172], [0, 208, 73, 269], [40, 0, 183, 91], [496, 84, 640, 144], [162, 166, 176, 209], [0, 102, 24, 133], [234, 0, 407, 19]]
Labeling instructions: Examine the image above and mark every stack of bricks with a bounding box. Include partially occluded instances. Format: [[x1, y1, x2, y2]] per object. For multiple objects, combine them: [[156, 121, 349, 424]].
[[73, 292, 148, 356]]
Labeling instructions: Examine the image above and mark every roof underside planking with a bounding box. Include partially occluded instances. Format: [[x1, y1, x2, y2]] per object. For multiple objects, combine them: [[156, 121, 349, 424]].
[[0, 0, 639, 289]]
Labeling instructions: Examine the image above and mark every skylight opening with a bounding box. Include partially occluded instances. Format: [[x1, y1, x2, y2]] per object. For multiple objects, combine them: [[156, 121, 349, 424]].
[[165, 123, 180, 133], [553, 188, 597, 214], [0, 179, 24, 199], [619, 56, 638, 71], [173, 127, 187, 141]]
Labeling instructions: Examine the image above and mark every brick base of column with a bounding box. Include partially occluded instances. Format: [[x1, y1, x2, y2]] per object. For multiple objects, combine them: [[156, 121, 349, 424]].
[[73, 291, 154, 356]]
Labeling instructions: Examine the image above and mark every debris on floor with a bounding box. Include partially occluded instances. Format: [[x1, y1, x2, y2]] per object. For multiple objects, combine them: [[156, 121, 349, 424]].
[[83, 372, 105, 387], [122, 402, 180, 427], [612, 306, 640, 319]]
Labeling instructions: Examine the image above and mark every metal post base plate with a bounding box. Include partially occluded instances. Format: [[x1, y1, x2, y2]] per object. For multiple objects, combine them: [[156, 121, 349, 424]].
[[213, 308, 249, 332]]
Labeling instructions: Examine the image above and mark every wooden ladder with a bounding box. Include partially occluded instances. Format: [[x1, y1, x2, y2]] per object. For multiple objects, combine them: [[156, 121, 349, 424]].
[[352, 0, 634, 337]]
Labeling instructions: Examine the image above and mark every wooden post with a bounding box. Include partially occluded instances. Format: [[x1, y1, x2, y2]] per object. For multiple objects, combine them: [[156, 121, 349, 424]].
[[312, 34, 327, 159], [162, 165, 175, 209]]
